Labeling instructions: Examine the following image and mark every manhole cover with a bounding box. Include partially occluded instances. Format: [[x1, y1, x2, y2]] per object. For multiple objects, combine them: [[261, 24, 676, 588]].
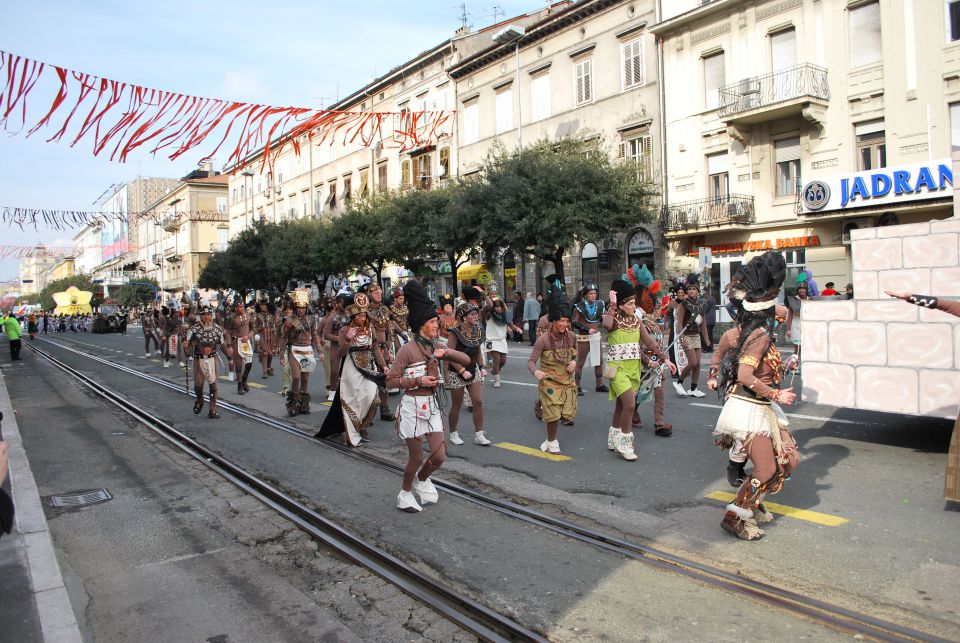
[[50, 489, 113, 508]]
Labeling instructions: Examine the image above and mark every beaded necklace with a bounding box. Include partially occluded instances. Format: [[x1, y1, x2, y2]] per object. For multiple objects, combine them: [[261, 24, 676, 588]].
[[583, 299, 599, 320], [614, 310, 641, 332]]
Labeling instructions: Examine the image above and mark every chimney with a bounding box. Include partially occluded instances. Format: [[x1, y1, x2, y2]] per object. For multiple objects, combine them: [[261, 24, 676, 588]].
[[200, 161, 214, 176]]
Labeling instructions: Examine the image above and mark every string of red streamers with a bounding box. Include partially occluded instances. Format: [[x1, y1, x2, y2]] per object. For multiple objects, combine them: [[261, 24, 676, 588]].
[[0, 50, 455, 168], [0, 245, 75, 260], [2, 207, 229, 231]]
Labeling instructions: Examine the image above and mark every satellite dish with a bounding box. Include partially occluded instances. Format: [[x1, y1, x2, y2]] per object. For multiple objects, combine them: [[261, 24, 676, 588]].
[[434, 166, 446, 178]]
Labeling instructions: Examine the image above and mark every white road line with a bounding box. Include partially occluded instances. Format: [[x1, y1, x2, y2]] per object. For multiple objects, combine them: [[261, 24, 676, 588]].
[[688, 402, 870, 425], [499, 379, 538, 388]]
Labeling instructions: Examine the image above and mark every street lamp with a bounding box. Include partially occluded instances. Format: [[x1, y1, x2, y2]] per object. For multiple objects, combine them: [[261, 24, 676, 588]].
[[493, 25, 525, 149], [242, 170, 254, 230]]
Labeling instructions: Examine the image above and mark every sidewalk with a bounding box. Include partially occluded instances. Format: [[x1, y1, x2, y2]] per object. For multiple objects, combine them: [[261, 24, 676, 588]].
[[0, 342, 82, 643]]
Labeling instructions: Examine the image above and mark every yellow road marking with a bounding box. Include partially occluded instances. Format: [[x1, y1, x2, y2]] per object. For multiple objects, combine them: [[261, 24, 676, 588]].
[[494, 442, 571, 462], [247, 382, 266, 389], [321, 401, 332, 406], [704, 491, 849, 527]]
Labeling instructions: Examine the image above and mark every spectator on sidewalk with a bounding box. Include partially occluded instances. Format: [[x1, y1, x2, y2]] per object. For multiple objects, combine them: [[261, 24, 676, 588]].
[[2, 312, 23, 361], [523, 292, 540, 345], [821, 282, 839, 296], [845, 283, 854, 300]]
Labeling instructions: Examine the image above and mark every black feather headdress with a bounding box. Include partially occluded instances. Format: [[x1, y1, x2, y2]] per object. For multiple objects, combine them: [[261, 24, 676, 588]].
[[727, 251, 786, 311], [404, 280, 437, 334]]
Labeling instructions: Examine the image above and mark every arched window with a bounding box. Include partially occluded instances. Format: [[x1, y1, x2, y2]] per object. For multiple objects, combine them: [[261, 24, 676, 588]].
[[581, 242, 599, 287], [627, 230, 655, 272]]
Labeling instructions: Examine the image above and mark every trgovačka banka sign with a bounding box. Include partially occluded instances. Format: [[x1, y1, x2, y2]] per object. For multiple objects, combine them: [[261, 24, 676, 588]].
[[802, 159, 953, 214]]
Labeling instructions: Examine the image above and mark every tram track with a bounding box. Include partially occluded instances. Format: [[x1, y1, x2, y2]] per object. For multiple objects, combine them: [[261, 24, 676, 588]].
[[30, 337, 950, 643]]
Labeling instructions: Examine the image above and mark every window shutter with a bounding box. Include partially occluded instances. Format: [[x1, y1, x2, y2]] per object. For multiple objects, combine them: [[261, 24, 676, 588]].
[[707, 152, 729, 176], [850, 2, 882, 67], [496, 88, 513, 134], [622, 39, 642, 88], [771, 29, 796, 72], [531, 73, 551, 121], [618, 142, 627, 159], [775, 137, 801, 163], [401, 160, 411, 187], [703, 53, 725, 109], [640, 135, 652, 180]]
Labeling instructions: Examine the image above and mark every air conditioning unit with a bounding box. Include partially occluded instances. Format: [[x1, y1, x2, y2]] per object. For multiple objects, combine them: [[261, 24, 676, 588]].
[[841, 217, 874, 245]]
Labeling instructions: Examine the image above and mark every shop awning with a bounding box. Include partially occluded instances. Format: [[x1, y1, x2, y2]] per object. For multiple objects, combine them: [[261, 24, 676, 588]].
[[456, 264, 491, 281]]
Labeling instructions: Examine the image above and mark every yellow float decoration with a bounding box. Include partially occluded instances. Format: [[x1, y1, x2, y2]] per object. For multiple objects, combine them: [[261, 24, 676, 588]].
[[52, 286, 93, 315]]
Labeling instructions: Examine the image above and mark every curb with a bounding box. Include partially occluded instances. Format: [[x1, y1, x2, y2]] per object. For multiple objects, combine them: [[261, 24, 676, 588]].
[[0, 363, 83, 643]]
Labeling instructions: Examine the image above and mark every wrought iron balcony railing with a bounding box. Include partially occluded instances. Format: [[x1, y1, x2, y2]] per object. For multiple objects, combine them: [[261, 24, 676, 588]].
[[209, 242, 229, 253], [718, 64, 829, 119], [660, 195, 755, 232]]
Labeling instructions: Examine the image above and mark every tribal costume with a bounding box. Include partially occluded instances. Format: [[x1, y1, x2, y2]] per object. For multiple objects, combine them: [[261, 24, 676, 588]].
[[389, 286, 411, 351], [360, 282, 395, 421], [278, 289, 324, 416], [572, 280, 606, 394], [252, 300, 278, 379], [482, 284, 523, 388], [142, 310, 161, 356], [445, 299, 491, 446], [714, 252, 798, 541], [223, 302, 255, 394], [670, 273, 710, 398], [316, 293, 386, 446], [161, 307, 185, 368], [528, 287, 577, 454], [322, 294, 352, 401], [185, 305, 228, 419], [625, 264, 671, 435]]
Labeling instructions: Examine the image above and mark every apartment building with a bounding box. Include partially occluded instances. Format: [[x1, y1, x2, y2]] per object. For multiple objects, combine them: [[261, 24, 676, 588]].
[[653, 0, 958, 320], [18, 248, 58, 294], [49, 257, 75, 282], [450, 0, 661, 295], [136, 170, 229, 300]]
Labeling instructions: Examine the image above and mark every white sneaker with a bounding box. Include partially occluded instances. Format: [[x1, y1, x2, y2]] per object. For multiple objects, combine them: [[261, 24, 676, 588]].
[[327, 390, 336, 402], [179, 361, 186, 368], [672, 381, 688, 397], [155, 350, 162, 356], [688, 388, 705, 398], [228, 372, 236, 382], [449, 431, 464, 445], [493, 377, 501, 388], [616, 432, 638, 461], [163, 361, 170, 368], [396, 490, 422, 513], [413, 478, 439, 505], [607, 426, 619, 451], [144, 353, 151, 358], [540, 439, 561, 454], [474, 431, 491, 446]]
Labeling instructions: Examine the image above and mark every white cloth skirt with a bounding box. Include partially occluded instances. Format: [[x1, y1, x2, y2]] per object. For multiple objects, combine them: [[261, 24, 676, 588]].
[[339, 357, 379, 446], [713, 394, 789, 442], [396, 395, 444, 440]]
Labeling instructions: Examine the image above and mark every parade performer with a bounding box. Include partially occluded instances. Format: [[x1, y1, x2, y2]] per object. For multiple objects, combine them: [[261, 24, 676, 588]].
[[527, 287, 578, 454], [252, 299, 277, 379], [322, 292, 352, 402], [223, 300, 255, 394], [277, 302, 293, 397], [714, 252, 798, 541], [316, 293, 386, 445], [185, 303, 231, 419], [628, 265, 672, 436], [670, 274, 710, 398], [482, 285, 523, 388], [387, 280, 471, 513], [884, 290, 960, 502], [360, 282, 395, 422], [603, 280, 676, 461], [160, 306, 184, 368], [572, 280, 607, 396], [389, 286, 411, 352], [27, 314, 37, 341], [437, 293, 455, 341], [785, 277, 808, 366], [445, 300, 492, 446], [278, 289, 324, 416]]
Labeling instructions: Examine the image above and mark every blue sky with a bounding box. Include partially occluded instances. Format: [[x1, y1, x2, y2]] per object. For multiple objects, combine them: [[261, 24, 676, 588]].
[[0, 0, 540, 286]]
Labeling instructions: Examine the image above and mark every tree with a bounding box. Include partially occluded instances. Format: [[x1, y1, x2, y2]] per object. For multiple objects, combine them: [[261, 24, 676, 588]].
[[414, 184, 479, 298], [332, 193, 405, 286], [197, 219, 284, 294], [473, 138, 655, 282], [115, 278, 159, 308], [262, 218, 349, 295]]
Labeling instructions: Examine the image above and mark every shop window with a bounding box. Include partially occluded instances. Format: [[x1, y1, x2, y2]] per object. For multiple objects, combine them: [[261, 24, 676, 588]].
[[950, 1, 960, 41], [855, 120, 886, 171], [581, 242, 599, 287], [627, 230, 655, 272], [703, 51, 725, 110], [775, 137, 801, 197], [850, 2, 882, 68]]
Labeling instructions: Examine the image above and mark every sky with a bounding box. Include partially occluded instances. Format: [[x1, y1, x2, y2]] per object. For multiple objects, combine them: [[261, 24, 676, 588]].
[[0, 0, 542, 288]]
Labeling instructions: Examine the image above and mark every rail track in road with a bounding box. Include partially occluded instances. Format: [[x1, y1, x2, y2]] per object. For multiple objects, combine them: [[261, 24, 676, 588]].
[[31, 338, 950, 643]]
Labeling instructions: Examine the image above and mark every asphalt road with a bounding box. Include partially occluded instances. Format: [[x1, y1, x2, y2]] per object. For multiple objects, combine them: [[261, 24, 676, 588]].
[[15, 329, 960, 639]]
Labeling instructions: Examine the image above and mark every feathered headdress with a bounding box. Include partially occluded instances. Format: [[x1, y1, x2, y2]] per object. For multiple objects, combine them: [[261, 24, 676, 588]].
[[727, 251, 786, 311], [624, 264, 661, 314]]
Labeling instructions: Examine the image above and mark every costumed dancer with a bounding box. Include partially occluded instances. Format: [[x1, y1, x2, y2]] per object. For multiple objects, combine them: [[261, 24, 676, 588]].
[[252, 298, 278, 379], [322, 292, 352, 402], [602, 280, 676, 461], [670, 274, 710, 398], [278, 289, 324, 416], [445, 300, 492, 446], [627, 265, 673, 436], [437, 293, 456, 342], [572, 280, 607, 396], [389, 286, 411, 353], [27, 314, 37, 341], [161, 306, 184, 368], [223, 300, 255, 394], [360, 282, 395, 422], [482, 285, 523, 388], [527, 287, 578, 454], [387, 280, 471, 513], [316, 293, 386, 445], [185, 303, 230, 419], [277, 301, 293, 397], [713, 252, 798, 541], [884, 290, 960, 502]]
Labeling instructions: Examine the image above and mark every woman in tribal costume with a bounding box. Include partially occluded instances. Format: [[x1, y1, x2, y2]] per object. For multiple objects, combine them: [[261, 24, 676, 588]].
[[387, 280, 471, 513], [316, 293, 386, 446], [278, 289, 324, 415], [602, 280, 676, 461], [482, 285, 524, 389], [669, 273, 710, 398], [445, 301, 492, 446], [437, 294, 455, 342], [527, 288, 578, 454], [185, 303, 231, 419], [252, 299, 277, 379], [714, 252, 799, 541], [624, 265, 673, 436], [276, 302, 293, 396]]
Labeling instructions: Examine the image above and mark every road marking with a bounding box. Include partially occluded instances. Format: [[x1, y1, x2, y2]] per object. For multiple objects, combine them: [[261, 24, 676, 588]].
[[688, 402, 869, 426], [321, 401, 332, 407], [499, 379, 538, 388], [704, 491, 849, 527], [247, 382, 266, 389], [125, 352, 134, 356], [494, 441, 571, 461]]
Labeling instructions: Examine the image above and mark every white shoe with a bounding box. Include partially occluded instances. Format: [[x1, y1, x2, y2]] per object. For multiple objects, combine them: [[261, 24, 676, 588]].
[[228, 372, 236, 382], [493, 377, 501, 388], [449, 431, 464, 445], [396, 490, 422, 513], [688, 388, 705, 398], [672, 381, 688, 397], [144, 353, 151, 358], [413, 478, 439, 505], [163, 361, 170, 368], [540, 439, 561, 454], [607, 426, 619, 450], [179, 361, 186, 368], [155, 350, 162, 355], [474, 431, 491, 446], [615, 431, 638, 461], [327, 390, 336, 401]]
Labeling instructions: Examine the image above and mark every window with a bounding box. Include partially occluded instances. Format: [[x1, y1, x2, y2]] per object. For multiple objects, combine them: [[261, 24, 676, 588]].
[[232, 188, 238, 204], [359, 169, 369, 197], [574, 58, 594, 105], [412, 153, 432, 189], [622, 38, 643, 89], [341, 176, 352, 203], [619, 135, 653, 181], [325, 181, 337, 211], [775, 137, 801, 196], [581, 242, 599, 287], [462, 101, 479, 144], [951, 103, 960, 148], [239, 184, 245, 200], [439, 147, 451, 179], [707, 153, 729, 203], [531, 73, 551, 122], [627, 230, 655, 272], [377, 162, 388, 192], [401, 159, 412, 188], [314, 188, 322, 214], [216, 197, 227, 214], [301, 194, 307, 217], [495, 86, 513, 134], [703, 52, 725, 110], [771, 29, 796, 71], [850, 2, 882, 67], [950, 1, 960, 41], [855, 120, 886, 170]]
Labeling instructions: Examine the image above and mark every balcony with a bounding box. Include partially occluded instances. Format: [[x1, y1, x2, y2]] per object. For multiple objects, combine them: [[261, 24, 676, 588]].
[[209, 242, 229, 253], [718, 64, 829, 134], [161, 215, 181, 232], [661, 195, 755, 233]]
